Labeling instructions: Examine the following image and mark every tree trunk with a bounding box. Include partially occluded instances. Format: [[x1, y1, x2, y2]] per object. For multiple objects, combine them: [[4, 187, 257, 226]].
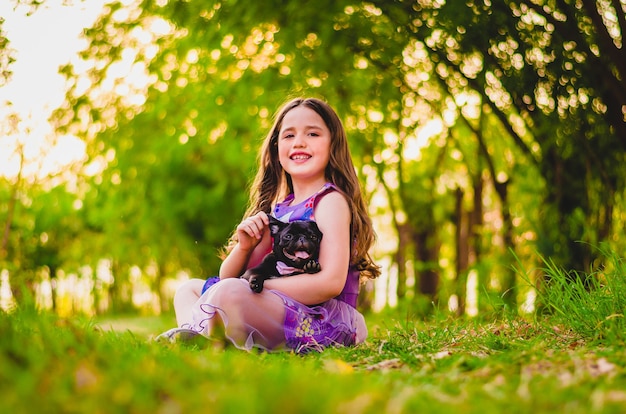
[[413, 228, 439, 304], [156, 262, 169, 314], [494, 180, 517, 310], [394, 223, 412, 301], [455, 187, 469, 315], [470, 176, 484, 312], [108, 261, 133, 313], [1, 146, 24, 305]]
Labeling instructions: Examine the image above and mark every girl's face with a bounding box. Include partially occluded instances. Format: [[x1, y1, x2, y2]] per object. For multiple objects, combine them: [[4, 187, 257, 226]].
[[278, 106, 331, 184]]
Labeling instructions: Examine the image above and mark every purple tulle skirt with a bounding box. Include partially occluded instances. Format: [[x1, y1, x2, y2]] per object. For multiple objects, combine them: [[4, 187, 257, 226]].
[[186, 278, 367, 354]]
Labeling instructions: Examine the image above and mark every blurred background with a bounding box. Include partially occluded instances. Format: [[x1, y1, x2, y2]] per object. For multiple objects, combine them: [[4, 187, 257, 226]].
[[1, 0, 625, 319]]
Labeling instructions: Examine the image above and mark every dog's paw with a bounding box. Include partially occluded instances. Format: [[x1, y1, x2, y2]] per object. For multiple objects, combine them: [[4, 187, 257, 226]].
[[303, 260, 321, 274], [248, 276, 264, 293]]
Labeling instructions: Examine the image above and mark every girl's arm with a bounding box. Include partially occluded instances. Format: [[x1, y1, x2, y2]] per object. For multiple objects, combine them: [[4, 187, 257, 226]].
[[263, 191, 352, 305], [219, 211, 271, 279]]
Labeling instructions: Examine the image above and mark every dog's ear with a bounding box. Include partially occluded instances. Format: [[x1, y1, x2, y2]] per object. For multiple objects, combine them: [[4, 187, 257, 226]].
[[268, 216, 286, 236]]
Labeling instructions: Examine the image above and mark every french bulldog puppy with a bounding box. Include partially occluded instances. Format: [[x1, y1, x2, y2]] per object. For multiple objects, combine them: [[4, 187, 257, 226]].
[[242, 216, 322, 293]]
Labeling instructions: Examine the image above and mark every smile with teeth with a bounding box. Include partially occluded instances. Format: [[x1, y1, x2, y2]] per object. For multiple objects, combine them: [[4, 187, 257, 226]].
[[290, 153, 311, 160]]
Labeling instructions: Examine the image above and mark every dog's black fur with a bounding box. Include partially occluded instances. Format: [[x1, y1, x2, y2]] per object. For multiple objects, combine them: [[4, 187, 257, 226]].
[[242, 216, 322, 293]]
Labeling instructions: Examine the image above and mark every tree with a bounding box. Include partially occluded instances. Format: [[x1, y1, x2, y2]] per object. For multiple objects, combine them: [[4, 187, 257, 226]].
[[368, 0, 626, 273], [51, 0, 626, 315]]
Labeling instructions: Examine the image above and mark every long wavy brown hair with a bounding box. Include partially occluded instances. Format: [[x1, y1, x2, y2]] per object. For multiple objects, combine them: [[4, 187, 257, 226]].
[[225, 97, 380, 280]]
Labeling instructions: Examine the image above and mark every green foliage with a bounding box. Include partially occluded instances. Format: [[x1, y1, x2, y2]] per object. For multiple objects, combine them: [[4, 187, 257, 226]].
[[3, 0, 626, 315]]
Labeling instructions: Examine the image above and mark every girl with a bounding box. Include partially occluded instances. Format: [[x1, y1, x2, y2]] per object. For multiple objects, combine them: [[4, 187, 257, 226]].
[[157, 97, 380, 353]]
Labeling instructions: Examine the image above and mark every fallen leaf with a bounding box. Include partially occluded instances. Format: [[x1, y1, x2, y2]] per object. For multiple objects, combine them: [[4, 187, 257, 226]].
[[365, 358, 403, 371], [587, 357, 616, 377], [324, 359, 354, 374], [75, 362, 99, 392], [431, 350, 452, 360]]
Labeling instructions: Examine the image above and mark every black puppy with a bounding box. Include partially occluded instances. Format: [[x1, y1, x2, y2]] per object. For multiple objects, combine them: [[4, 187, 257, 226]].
[[242, 216, 322, 293]]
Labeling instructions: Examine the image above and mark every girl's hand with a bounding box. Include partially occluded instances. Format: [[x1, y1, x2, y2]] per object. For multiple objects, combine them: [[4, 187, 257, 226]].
[[235, 211, 270, 252]]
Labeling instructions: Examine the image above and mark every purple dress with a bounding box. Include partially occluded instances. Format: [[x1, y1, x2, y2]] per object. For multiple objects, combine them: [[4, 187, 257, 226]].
[[187, 183, 367, 354]]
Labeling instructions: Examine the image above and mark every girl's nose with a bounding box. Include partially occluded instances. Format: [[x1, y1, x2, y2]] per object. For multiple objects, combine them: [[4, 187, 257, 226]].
[[293, 133, 305, 146]]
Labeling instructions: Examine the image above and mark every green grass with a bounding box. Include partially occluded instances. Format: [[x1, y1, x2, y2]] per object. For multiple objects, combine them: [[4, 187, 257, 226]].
[[3, 249, 626, 413], [532, 244, 626, 343]]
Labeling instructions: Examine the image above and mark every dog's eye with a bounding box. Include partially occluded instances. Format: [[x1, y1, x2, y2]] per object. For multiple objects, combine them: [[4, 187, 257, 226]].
[[283, 234, 293, 241]]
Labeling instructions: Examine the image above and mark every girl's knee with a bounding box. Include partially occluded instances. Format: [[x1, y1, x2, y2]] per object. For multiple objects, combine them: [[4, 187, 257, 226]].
[[211, 278, 253, 308], [174, 278, 205, 300], [214, 277, 249, 294]]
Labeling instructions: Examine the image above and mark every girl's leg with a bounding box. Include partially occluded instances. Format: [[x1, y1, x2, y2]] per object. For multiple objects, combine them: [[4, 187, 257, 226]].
[[194, 278, 287, 349], [173, 278, 206, 326]]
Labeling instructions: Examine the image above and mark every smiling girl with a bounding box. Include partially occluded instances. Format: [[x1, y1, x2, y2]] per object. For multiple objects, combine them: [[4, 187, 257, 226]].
[[156, 97, 380, 353]]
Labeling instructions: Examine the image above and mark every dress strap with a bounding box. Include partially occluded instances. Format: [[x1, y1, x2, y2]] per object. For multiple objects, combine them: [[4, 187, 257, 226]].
[[273, 182, 337, 222], [307, 183, 336, 221]]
